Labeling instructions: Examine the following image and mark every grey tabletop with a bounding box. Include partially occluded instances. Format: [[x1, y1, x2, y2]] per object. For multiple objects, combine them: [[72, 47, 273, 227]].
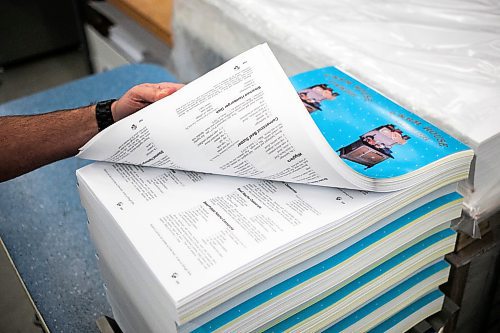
[[0, 64, 177, 333]]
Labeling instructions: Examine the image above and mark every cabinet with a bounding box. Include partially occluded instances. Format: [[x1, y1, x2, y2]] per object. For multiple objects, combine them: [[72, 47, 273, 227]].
[[84, 0, 173, 73]]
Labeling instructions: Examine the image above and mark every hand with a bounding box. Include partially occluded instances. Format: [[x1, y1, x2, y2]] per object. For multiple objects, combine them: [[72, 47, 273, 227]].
[[111, 82, 184, 121]]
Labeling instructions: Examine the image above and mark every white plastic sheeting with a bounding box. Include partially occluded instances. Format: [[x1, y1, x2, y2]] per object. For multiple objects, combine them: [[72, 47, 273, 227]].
[[172, 0, 500, 235]]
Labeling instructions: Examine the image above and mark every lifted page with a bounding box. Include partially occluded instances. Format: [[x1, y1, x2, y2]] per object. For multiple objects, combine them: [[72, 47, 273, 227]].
[[78, 44, 359, 189]]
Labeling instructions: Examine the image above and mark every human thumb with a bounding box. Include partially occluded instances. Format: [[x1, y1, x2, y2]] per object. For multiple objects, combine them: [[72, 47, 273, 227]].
[[158, 87, 178, 99]]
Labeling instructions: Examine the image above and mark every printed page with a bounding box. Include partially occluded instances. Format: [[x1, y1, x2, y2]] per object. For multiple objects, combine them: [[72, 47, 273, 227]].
[[77, 162, 386, 303], [78, 44, 360, 190], [289, 67, 472, 179]]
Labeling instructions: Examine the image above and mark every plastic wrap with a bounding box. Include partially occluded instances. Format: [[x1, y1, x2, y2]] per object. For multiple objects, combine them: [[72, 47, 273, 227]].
[[172, 0, 500, 236]]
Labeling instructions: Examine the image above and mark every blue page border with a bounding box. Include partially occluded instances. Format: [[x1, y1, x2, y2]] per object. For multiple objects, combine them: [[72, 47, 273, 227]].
[[323, 268, 446, 332], [193, 193, 459, 332], [266, 233, 452, 332], [369, 289, 443, 332]]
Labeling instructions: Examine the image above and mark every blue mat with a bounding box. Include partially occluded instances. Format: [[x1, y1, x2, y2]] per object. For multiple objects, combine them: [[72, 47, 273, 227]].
[[0, 64, 177, 333]]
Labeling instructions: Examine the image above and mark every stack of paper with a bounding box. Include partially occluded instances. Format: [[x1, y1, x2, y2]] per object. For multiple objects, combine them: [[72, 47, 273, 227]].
[[77, 45, 473, 332], [316, 262, 450, 333], [78, 172, 460, 332], [172, 0, 500, 232]]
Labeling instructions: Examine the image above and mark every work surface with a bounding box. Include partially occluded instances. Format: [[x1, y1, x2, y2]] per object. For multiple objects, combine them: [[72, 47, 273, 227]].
[[0, 64, 176, 332]]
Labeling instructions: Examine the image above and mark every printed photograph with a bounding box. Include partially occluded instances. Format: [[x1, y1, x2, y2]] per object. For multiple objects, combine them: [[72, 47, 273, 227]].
[[338, 125, 411, 168], [298, 84, 339, 113]]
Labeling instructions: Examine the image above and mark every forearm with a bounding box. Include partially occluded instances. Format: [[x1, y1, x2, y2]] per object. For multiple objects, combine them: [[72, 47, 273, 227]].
[[0, 105, 98, 182], [0, 82, 183, 182]]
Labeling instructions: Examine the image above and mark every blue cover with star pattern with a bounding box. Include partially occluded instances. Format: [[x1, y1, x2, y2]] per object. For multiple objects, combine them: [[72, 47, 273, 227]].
[[290, 67, 469, 178]]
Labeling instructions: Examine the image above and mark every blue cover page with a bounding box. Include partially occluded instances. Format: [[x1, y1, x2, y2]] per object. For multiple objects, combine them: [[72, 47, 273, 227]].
[[290, 67, 470, 178]]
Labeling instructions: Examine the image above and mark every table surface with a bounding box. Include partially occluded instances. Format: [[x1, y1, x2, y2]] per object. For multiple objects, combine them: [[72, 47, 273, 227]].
[[0, 64, 176, 333]]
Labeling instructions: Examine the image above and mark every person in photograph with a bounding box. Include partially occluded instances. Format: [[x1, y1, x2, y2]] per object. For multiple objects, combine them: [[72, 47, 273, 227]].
[[362, 135, 393, 156], [379, 125, 410, 145], [298, 84, 339, 113], [360, 124, 411, 158]]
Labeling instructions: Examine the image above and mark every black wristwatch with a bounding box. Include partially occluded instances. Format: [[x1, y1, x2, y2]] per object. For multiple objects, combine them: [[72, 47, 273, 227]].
[[95, 99, 117, 132]]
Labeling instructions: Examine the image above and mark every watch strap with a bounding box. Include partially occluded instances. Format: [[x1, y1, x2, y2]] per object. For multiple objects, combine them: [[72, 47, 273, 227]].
[[95, 99, 116, 132]]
